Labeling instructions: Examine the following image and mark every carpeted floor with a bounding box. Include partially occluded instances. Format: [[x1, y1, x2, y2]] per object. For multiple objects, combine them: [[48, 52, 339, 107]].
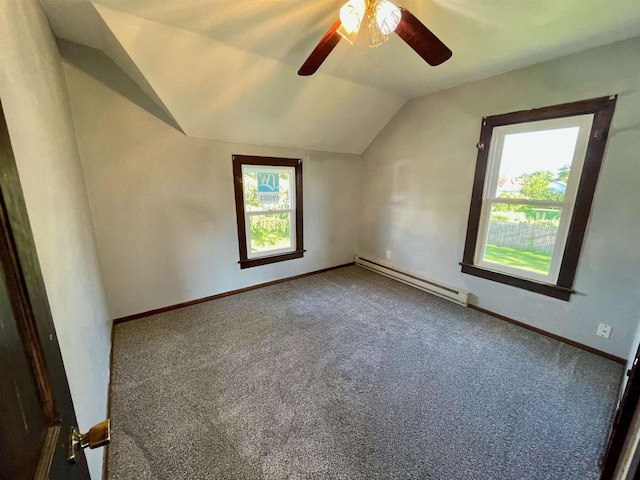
[[108, 266, 623, 480]]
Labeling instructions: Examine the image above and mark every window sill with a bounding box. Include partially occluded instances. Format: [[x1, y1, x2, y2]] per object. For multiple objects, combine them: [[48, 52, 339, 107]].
[[239, 250, 305, 269], [459, 262, 575, 301]]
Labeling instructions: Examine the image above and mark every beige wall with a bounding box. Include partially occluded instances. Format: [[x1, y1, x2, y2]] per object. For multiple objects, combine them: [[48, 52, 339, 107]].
[[60, 42, 361, 319], [0, 1, 112, 478], [359, 36, 640, 359]]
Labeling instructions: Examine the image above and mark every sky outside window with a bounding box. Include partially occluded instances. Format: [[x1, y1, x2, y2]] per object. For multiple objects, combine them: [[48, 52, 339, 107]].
[[499, 126, 579, 179]]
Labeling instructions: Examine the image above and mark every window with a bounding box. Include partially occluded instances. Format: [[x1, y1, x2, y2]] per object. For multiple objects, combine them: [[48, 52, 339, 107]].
[[461, 97, 616, 300], [233, 155, 304, 269]]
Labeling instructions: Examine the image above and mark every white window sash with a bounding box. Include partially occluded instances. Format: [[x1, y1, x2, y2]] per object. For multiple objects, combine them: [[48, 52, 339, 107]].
[[241, 165, 297, 259], [474, 114, 594, 283]]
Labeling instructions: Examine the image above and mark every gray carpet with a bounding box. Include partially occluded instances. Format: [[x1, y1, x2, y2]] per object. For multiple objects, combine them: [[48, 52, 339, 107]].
[[108, 266, 623, 479]]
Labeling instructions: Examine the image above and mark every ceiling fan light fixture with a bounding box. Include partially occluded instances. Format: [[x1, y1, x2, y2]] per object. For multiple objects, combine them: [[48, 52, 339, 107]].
[[368, 18, 389, 48], [337, 0, 366, 44], [375, 0, 402, 35], [298, 0, 452, 76]]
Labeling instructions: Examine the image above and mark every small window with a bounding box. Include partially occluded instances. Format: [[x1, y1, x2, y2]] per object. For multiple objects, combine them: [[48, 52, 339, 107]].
[[461, 97, 616, 300], [232, 155, 304, 269]]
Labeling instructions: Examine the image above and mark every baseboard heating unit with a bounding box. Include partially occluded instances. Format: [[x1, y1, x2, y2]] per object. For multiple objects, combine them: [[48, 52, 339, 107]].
[[354, 255, 470, 307]]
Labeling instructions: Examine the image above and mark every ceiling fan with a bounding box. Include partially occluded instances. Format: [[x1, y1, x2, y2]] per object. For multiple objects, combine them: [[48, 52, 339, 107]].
[[298, 0, 452, 76]]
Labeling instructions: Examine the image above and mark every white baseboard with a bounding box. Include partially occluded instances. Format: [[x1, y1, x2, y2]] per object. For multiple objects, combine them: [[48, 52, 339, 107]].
[[354, 255, 469, 307]]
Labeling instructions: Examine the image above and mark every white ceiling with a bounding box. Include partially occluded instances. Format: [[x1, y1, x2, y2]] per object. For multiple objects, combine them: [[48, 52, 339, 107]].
[[42, 0, 640, 153]]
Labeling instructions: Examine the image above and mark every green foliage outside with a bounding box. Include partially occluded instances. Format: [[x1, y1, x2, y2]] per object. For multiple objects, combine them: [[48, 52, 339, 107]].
[[494, 166, 568, 223], [556, 164, 570, 183], [484, 244, 552, 275], [244, 172, 291, 252], [519, 170, 564, 202], [250, 214, 291, 252]]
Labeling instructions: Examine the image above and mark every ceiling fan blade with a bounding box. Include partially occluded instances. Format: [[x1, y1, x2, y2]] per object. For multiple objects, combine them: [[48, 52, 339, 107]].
[[298, 20, 342, 76], [395, 7, 452, 66]]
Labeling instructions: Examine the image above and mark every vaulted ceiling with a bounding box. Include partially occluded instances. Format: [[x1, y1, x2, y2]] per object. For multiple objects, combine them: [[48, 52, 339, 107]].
[[42, 0, 640, 153]]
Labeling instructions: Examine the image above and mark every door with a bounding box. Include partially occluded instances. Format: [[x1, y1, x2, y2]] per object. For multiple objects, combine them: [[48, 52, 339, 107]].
[[601, 343, 640, 479], [0, 99, 91, 479]]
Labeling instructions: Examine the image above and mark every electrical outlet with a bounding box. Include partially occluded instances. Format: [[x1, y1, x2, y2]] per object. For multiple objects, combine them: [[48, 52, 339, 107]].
[[385, 250, 392, 260], [596, 323, 612, 339]]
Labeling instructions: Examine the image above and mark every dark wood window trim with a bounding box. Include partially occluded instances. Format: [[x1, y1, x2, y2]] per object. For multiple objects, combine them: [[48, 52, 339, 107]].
[[461, 96, 617, 300], [232, 155, 304, 269]]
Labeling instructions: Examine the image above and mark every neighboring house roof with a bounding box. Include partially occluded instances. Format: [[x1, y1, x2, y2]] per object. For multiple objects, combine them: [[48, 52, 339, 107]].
[[549, 181, 567, 193], [497, 179, 567, 196], [497, 179, 522, 195]]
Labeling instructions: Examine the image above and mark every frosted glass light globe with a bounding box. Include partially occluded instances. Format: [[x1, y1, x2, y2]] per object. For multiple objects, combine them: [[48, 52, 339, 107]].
[[376, 0, 401, 35], [339, 0, 366, 35]]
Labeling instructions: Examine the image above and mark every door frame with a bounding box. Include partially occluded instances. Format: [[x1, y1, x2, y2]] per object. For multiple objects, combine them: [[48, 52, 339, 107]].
[[601, 343, 640, 479], [0, 99, 90, 478]]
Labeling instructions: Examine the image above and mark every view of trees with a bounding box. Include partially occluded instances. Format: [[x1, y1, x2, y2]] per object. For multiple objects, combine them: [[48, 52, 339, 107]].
[[494, 164, 569, 222], [556, 164, 570, 183], [249, 214, 291, 251], [519, 171, 564, 201]]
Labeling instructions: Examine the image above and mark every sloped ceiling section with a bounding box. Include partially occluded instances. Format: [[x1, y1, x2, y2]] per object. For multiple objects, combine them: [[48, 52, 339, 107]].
[[44, 0, 185, 134], [95, 7, 184, 132], [42, 0, 640, 153], [46, 0, 640, 99], [94, 5, 406, 154], [57, 2, 407, 154]]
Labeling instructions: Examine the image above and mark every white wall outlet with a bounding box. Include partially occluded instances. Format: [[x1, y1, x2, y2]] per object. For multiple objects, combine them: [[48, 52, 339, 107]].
[[385, 250, 392, 260], [596, 323, 612, 339]]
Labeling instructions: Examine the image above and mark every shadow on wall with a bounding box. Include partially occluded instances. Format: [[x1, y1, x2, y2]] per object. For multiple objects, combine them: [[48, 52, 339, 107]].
[[58, 39, 215, 316], [57, 39, 183, 132]]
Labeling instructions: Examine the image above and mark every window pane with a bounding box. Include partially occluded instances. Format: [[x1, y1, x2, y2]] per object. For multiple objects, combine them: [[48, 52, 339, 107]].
[[243, 167, 293, 212], [249, 213, 292, 253], [482, 203, 563, 276], [495, 127, 579, 201]]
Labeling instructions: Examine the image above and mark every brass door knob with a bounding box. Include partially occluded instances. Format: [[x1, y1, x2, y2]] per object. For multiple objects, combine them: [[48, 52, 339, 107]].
[[68, 419, 111, 463]]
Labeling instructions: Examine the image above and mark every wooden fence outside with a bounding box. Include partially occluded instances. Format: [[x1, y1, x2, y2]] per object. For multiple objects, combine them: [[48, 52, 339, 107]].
[[487, 221, 558, 253]]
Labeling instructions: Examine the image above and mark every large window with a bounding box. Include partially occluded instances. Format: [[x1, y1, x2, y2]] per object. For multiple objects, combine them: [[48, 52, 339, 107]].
[[233, 155, 304, 269], [461, 97, 616, 300]]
